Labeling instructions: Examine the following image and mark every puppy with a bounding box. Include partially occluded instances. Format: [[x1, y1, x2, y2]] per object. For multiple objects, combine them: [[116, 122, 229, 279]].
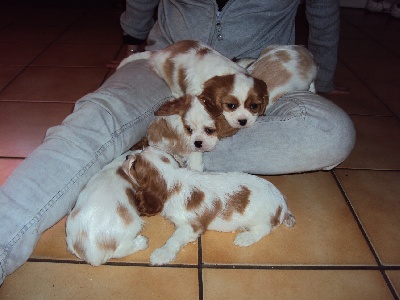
[[147, 95, 237, 171], [237, 45, 317, 109], [122, 146, 296, 266], [118, 40, 269, 129], [66, 150, 147, 266]]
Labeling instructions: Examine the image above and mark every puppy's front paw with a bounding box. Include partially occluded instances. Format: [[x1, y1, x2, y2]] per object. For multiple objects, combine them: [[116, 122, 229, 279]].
[[234, 232, 258, 247], [150, 247, 177, 266], [134, 235, 148, 252]]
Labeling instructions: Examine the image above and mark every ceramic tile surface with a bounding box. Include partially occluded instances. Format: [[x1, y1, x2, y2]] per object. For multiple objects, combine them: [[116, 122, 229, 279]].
[[0, 2, 399, 299]]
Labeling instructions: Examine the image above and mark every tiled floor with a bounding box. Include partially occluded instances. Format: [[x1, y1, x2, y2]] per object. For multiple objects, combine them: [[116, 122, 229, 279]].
[[0, 1, 399, 299]]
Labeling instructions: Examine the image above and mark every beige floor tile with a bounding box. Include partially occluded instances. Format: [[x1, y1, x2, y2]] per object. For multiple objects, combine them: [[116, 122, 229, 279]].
[[203, 269, 393, 300], [0, 67, 108, 102], [386, 271, 400, 298], [0, 102, 73, 157], [202, 172, 376, 265], [32, 215, 198, 266], [339, 116, 400, 170], [0, 262, 199, 300], [336, 170, 400, 265], [32, 42, 121, 67], [0, 158, 23, 185]]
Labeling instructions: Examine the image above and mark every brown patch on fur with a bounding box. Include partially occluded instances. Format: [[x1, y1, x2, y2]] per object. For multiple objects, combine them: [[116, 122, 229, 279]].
[[222, 186, 251, 220], [154, 96, 192, 116], [200, 75, 235, 112], [161, 155, 170, 163], [178, 67, 187, 94], [245, 77, 269, 115], [197, 47, 211, 57], [163, 59, 175, 89], [73, 230, 88, 260], [96, 237, 117, 252], [147, 117, 191, 157], [129, 155, 169, 216], [270, 206, 282, 227], [296, 46, 316, 81], [214, 115, 239, 139], [117, 202, 134, 225], [186, 188, 205, 210], [252, 54, 292, 103], [191, 199, 223, 234]]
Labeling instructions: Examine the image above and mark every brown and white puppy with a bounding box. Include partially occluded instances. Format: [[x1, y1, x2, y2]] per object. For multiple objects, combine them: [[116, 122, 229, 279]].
[[66, 151, 147, 266], [145, 95, 238, 171], [122, 146, 295, 266], [237, 45, 317, 109], [118, 40, 269, 129]]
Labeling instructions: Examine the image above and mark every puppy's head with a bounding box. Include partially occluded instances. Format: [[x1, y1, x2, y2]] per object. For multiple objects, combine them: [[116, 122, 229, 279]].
[[122, 149, 178, 217], [155, 95, 220, 152], [199, 73, 268, 129]]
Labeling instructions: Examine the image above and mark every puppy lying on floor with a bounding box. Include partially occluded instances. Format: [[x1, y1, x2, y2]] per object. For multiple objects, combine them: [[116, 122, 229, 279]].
[[66, 150, 147, 266], [237, 45, 317, 109], [118, 39, 269, 129], [122, 146, 296, 266]]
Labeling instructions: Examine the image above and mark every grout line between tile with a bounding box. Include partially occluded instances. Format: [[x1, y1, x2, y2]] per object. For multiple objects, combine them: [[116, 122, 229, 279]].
[[331, 170, 399, 299], [198, 236, 204, 300]]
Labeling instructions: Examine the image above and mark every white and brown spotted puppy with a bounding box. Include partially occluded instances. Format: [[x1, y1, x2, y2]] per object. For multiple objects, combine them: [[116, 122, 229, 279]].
[[118, 40, 269, 129], [122, 146, 295, 266], [66, 150, 147, 266], [146, 95, 238, 171], [237, 45, 317, 109]]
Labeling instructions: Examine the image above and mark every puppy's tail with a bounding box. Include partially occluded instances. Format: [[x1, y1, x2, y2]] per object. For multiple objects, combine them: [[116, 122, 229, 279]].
[[117, 51, 152, 69], [282, 210, 296, 228]]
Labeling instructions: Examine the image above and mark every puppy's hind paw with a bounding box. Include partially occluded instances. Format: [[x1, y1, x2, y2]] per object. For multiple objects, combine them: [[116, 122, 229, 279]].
[[150, 247, 177, 266], [133, 235, 149, 252], [234, 232, 259, 247]]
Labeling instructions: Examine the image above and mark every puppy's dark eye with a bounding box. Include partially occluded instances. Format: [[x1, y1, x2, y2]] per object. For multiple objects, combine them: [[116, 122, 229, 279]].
[[226, 103, 236, 110], [250, 103, 259, 110], [205, 127, 216, 135], [185, 126, 193, 134]]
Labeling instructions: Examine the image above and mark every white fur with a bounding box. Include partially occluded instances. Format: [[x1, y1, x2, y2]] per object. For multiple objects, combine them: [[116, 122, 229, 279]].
[[124, 146, 295, 266], [238, 45, 317, 108], [118, 40, 268, 129], [66, 151, 147, 266]]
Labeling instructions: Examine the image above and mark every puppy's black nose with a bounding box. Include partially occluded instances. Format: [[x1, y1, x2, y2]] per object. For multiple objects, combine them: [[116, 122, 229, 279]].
[[194, 141, 203, 148], [238, 119, 247, 126]]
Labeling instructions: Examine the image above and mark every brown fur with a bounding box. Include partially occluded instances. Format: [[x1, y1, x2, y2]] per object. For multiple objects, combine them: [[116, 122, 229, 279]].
[[191, 199, 223, 234], [117, 202, 134, 225], [200, 74, 268, 117], [186, 188, 206, 210], [270, 205, 282, 227], [96, 237, 117, 252], [222, 186, 251, 220]]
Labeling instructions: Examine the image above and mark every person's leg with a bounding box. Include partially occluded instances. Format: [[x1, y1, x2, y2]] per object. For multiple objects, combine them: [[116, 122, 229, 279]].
[[305, 0, 340, 93], [0, 60, 172, 284], [204, 91, 356, 174]]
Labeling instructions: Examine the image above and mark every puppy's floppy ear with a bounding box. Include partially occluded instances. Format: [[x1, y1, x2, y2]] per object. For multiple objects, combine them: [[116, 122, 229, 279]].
[[134, 189, 164, 217], [122, 155, 137, 180], [198, 94, 222, 119], [215, 115, 239, 139], [253, 78, 269, 115], [154, 96, 192, 116]]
